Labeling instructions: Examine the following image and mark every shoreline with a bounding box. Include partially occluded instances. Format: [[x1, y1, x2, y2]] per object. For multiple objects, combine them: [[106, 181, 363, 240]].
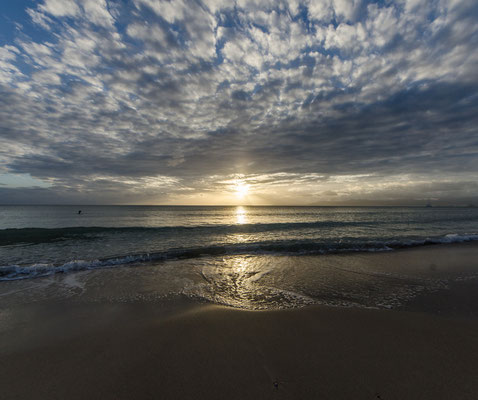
[[2, 235, 478, 282], [1, 241, 478, 309]]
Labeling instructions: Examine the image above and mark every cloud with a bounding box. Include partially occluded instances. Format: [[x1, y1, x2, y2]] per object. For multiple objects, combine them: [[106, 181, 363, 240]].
[[0, 0, 477, 204], [40, 0, 81, 18]]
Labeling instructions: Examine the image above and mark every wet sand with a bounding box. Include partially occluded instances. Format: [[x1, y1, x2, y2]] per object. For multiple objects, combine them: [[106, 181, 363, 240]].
[[1, 243, 478, 399], [2, 303, 478, 399]]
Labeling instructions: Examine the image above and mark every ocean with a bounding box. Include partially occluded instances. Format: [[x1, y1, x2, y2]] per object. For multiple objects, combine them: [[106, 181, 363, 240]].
[[1, 205, 477, 309]]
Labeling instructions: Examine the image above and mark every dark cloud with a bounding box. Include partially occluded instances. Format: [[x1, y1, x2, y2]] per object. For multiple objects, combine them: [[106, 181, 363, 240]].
[[0, 0, 477, 204]]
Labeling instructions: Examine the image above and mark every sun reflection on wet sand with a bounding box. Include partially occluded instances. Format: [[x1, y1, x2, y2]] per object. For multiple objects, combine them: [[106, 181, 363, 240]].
[[236, 206, 247, 224], [193, 256, 314, 310], [198, 256, 266, 309]]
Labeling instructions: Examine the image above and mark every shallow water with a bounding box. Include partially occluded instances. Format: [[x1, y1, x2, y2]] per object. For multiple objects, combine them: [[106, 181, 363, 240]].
[[2, 243, 477, 311]]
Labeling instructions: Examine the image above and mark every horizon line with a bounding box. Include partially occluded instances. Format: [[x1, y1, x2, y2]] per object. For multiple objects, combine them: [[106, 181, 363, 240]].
[[0, 203, 474, 207]]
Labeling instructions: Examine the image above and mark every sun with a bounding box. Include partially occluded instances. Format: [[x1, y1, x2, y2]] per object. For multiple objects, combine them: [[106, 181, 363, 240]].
[[235, 182, 249, 199]]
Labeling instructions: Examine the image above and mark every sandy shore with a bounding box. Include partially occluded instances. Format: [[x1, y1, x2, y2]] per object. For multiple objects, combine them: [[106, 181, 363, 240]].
[[1, 242, 478, 399], [1, 302, 478, 400]]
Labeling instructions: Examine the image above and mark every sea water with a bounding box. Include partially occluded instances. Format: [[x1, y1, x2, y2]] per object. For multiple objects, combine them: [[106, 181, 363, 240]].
[[0, 205, 477, 309], [1, 205, 477, 280]]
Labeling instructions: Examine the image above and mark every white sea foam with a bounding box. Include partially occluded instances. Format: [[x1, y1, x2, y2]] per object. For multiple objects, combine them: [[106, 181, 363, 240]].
[[0, 232, 477, 281]]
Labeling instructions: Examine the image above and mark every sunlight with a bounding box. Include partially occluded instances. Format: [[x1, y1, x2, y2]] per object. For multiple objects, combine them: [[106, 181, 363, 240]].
[[198, 256, 267, 309], [235, 182, 249, 199], [236, 206, 247, 224]]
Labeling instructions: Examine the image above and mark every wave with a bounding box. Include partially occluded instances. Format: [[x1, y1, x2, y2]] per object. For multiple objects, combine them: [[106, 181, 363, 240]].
[[0, 221, 378, 246], [5, 217, 478, 246], [1, 233, 477, 281]]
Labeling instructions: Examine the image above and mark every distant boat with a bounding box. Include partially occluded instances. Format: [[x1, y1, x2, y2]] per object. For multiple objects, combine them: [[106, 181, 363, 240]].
[[425, 201, 432, 208]]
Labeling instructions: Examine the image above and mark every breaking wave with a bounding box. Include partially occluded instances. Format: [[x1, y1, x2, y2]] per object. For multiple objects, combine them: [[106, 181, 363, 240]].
[[1, 233, 477, 281]]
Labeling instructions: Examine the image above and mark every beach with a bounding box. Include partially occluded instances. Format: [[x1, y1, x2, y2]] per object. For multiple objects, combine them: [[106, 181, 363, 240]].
[[1, 242, 478, 399], [2, 0, 478, 396]]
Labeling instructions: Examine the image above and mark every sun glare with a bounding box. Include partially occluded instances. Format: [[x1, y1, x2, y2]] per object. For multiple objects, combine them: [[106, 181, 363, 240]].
[[235, 182, 249, 199]]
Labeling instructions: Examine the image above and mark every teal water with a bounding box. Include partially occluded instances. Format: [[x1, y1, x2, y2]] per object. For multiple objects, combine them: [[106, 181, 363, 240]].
[[0, 205, 477, 281]]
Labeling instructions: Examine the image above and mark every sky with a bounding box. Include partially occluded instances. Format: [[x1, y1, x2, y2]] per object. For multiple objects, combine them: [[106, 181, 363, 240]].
[[0, 0, 477, 205]]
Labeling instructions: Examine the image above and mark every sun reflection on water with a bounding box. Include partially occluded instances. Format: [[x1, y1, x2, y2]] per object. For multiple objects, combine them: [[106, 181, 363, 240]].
[[236, 206, 247, 224]]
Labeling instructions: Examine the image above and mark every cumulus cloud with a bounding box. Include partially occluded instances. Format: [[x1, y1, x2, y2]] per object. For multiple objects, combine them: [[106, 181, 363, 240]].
[[0, 0, 477, 204]]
